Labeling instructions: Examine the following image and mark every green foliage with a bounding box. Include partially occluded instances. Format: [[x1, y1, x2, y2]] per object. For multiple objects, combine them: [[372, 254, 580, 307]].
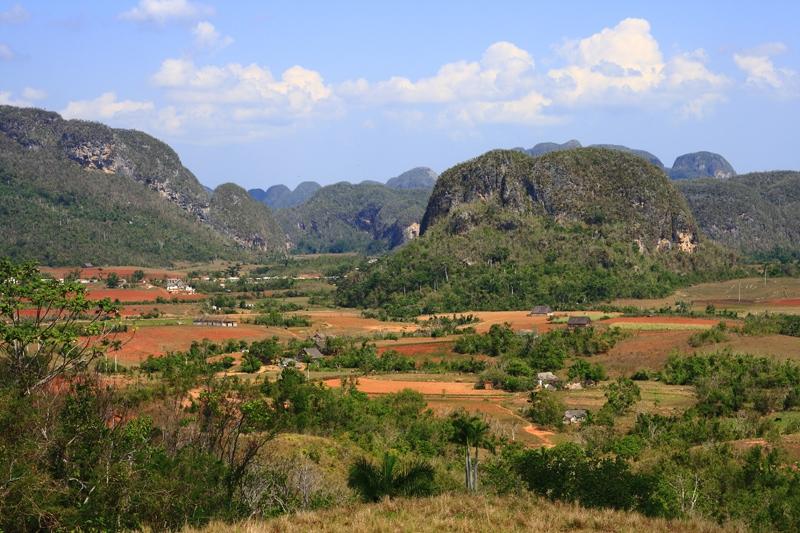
[[567, 359, 607, 383], [336, 149, 739, 317], [347, 452, 436, 502], [105, 272, 120, 288], [526, 390, 566, 429], [663, 351, 800, 416], [742, 312, 800, 337], [253, 311, 312, 327], [604, 378, 641, 415], [240, 352, 262, 373], [0, 106, 274, 265], [276, 182, 430, 254], [0, 259, 121, 394], [688, 322, 729, 347], [679, 170, 800, 254]]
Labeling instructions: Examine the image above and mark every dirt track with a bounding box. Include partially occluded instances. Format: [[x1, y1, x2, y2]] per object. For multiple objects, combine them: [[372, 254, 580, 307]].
[[323, 377, 507, 397]]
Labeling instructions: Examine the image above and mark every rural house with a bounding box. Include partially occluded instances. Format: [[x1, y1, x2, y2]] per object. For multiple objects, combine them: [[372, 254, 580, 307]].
[[529, 305, 553, 316], [563, 409, 588, 424], [193, 317, 238, 327], [536, 371, 560, 389], [299, 347, 324, 361], [567, 316, 592, 329]]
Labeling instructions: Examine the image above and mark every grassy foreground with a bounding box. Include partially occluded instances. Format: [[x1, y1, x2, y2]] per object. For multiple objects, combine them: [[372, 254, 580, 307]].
[[186, 493, 740, 533]]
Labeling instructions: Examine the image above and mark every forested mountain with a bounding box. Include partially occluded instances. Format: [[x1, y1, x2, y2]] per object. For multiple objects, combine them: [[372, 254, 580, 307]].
[[249, 181, 322, 209], [0, 105, 285, 265], [679, 171, 800, 254], [337, 148, 736, 316], [515, 140, 663, 168], [275, 181, 430, 253], [669, 151, 736, 179], [385, 167, 438, 190]]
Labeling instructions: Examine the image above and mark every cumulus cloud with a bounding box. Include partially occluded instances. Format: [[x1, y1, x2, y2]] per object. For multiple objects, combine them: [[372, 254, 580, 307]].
[[192, 21, 233, 50], [152, 58, 333, 119], [340, 41, 553, 125], [0, 4, 28, 24], [734, 43, 797, 93], [61, 92, 155, 121], [0, 88, 44, 107], [137, 17, 735, 139], [120, 0, 213, 24], [0, 43, 13, 61], [22, 87, 47, 101]]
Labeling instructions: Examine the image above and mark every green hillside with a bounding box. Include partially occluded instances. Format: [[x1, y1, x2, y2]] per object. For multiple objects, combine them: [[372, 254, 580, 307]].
[[276, 181, 430, 253], [679, 171, 800, 254], [0, 106, 285, 265], [337, 149, 738, 317]]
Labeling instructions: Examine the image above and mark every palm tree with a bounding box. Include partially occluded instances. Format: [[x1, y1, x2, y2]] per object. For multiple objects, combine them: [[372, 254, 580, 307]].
[[449, 410, 492, 491], [347, 452, 435, 502]]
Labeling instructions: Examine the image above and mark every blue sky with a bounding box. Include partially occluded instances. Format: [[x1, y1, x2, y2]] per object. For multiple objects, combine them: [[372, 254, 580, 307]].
[[1, 1, 799, 188]]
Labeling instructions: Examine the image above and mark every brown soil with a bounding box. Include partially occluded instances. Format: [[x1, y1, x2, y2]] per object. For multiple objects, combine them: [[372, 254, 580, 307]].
[[87, 287, 204, 302], [323, 377, 507, 397], [593, 330, 694, 376], [112, 324, 283, 364]]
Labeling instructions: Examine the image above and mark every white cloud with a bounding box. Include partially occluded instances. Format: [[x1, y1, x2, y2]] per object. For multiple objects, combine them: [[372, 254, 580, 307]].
[[120, 0, 213, 24], [193, 21, 233, 50], [0, 90, 30, 107], [61, 92, 155, 121], [0, 4, 28, 24], [0, 43, 14, 61], [22, 87, 47, 101], [340, 41, 553, 125], [734, 44, 797, 93]]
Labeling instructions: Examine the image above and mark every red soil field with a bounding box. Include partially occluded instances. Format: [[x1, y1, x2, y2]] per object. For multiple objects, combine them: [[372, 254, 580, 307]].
[[603, 316, 726, 326], [377, 341, 455, 356], [303, 310, 417, 334], [767, 299, 800, 306], [86, 287, 204, 302], [41, 266, 188, 280], [112, 324, 282, 364], [323, 377, 506, 397], [593, 330, 694, 375]]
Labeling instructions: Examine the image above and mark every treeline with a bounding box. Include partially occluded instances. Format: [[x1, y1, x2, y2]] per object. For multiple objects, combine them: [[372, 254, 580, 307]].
[[334, 216, 743, 318]]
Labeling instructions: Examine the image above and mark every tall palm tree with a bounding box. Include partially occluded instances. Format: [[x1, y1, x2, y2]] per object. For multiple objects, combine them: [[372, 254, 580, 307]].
[[347, 452, 435, 502], [449, 410, 492, 491]]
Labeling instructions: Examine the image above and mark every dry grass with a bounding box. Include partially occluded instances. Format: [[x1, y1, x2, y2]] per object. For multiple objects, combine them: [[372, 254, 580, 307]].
[[186, 493, 740, 533]]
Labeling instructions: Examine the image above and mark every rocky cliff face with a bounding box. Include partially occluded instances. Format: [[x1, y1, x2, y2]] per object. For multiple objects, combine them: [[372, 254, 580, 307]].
[[669, 151, 736, 180], [0, 105, 285, 253], [421, 148, 699, 253]]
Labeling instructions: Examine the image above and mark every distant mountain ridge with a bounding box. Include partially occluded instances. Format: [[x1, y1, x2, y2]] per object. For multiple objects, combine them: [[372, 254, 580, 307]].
[[249, 181, 322, 209], [514, 140, 734, 180], [678, 171, 800, 254], [0, 105, 285, 264], [275, 181, 430, 254], [385, 167, 438, 190]]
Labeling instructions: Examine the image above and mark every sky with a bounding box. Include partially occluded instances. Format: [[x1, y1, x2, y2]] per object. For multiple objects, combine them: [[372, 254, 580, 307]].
[[1, 0, 799, 189]]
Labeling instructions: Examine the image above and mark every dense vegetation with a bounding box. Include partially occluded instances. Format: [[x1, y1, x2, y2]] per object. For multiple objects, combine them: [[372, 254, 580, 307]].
[[0, 106, 285, 265], [276, 182, 430, 253], [335, 149, 740, 317], [4, 260, 800, 531], [679, 171, 800, 254]]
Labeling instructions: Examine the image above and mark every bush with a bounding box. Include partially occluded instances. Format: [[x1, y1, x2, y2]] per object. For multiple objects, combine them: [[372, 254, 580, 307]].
[[526, 390, 565, 429]]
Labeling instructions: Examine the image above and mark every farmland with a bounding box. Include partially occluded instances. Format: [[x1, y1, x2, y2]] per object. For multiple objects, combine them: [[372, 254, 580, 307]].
[[8, 259, 800, 531]]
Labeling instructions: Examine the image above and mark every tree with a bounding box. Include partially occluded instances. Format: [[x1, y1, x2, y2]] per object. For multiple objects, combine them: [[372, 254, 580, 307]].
[[347, 452, 435, 502], [131, 269, 145, 283], [604, 377, 641, 415], [105, 272, 121, 288], [240, 352, 262, 373], [0, 260, 122, 395], [527, 390, 565, 429], [568, 359, 607, 384], [449, 410, 493, 491]]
